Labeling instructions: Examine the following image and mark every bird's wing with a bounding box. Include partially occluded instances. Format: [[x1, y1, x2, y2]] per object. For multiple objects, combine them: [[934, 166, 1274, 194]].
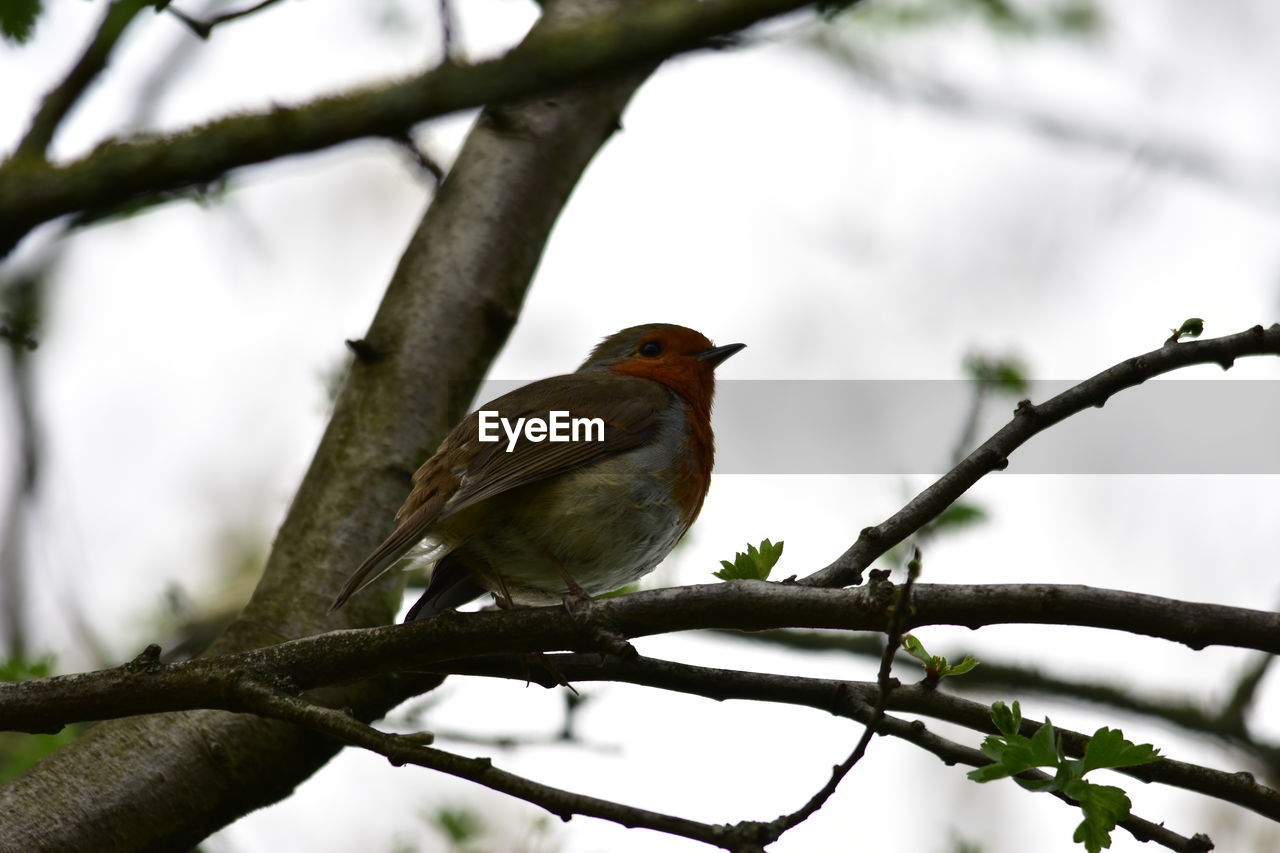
[[440, 373, 671, 516], [329, 373, 670, 611]]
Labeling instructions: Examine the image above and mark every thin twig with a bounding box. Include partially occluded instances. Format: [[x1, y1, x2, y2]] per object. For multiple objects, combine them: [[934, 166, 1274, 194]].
[[430, 653, 1280, 822], [433, 653, 1220, 852], [714, 628, 1280, 770], [392, 133, 446, 186], [228, 677, 764, 852], [804, 323, 1280, 588], [764, 551, 920, 841], [810, 28, 1272, 211], [1218, 652, 1275, 734], [15, 0, 156, 160], [437, 0, 456, 59], [166, 0, 288, 40], [0, 268, 44, 658]]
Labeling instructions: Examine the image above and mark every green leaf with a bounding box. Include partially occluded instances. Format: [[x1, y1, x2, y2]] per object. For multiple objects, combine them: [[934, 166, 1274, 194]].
[[713, 539, 783, 580], [1066, 781, 1131, 853], [901, 635, 980, 680], [0, 654, 82, 782], [0, 653, 55, 682], [597, 583, 640, 598], [990, 700, 1021, 737], [0, 0, 42, 44], [966, 761, 1014, 783], [930, 501, 988, 533], [1177, 318, 1204, 338], [1027, 718, 1062, 765], [968, 703, 1157, 852], [901, 633, 930, 663], [1053, 0, 1101, 34], [1080, 728, 1161, 774], [963, 353, 1030, 395], [0, 727, 82, 783], [431, 806, 485, 843], [946, 655, 980, 676], [971, 704, 1064, 787]]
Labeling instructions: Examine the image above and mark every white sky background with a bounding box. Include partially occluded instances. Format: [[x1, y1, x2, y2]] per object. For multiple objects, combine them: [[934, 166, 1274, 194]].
[[3, 0, 1280, 851]]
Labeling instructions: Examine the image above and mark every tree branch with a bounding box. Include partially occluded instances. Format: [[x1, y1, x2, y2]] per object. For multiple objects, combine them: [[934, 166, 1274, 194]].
[[0, 0, 822, 257], [809, 28, 1273, 211], [229, 676, 766, 852], [804, 323, 1280, 588], [432, 653, 1219, 852], [165, 0, 288, 39], [0, 0, 660, 846], [761, 561, 919, 843], [5, 581, 1279, 735], [716, 628, 1280, 769], [13, 0, 156, 161]]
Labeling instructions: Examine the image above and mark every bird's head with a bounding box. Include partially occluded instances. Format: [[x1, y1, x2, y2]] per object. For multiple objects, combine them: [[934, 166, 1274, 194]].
[[580, 323, 745, 409]]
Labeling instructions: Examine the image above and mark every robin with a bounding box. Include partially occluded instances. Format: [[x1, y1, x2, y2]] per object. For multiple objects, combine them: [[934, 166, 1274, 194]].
[[330, 323, 744, 621]]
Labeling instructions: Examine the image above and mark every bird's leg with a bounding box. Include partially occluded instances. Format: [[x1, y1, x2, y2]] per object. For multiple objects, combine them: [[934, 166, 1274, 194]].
[[541, 552, 637, 664], [544, 550, 592, 614], [489, 568, 517, 611], [486, 561, 577, 692]]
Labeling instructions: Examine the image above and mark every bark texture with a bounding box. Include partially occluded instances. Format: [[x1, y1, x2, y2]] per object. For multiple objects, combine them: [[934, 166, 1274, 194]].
[[0, 1, 654, 849]]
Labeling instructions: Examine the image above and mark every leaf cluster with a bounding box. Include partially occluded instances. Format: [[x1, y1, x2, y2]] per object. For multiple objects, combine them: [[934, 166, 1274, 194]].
[[0, 0, 42, 44], [968, 701, 1162, 852], [714, 539, 784, 581], [901, 634, 978, 681]]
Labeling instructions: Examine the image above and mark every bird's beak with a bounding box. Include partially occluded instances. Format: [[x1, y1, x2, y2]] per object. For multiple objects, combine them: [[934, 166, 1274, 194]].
[[697, 342, 746, 368]]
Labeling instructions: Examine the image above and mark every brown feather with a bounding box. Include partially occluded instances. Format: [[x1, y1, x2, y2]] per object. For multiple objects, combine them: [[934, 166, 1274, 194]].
[[329, 372, 669, 611]]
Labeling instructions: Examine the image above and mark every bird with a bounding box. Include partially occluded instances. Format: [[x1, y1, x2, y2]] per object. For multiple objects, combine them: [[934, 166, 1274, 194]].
[[330, 323, 744, 621]]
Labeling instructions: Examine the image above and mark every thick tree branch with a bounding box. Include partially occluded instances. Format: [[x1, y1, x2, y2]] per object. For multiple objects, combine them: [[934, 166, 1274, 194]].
[[5, 581, 1279, 735], [0, 0, 822, 257], [0, 0, 658, 847], [804, 323, 1280, 588]]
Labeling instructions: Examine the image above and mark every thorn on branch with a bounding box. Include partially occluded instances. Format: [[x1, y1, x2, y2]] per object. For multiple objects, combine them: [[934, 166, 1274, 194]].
[[345, 338, 384, 364], [125, 643, 164, 673], [1188, 833, 1215, 853]]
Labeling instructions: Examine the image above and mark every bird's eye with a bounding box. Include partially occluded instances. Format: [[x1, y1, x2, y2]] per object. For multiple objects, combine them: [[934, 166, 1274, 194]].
[[639, 341, 663, 357]]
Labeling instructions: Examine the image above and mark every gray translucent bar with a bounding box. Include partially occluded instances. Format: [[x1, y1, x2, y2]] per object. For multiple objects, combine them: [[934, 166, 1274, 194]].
[[463, 380, 1280, 475]]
